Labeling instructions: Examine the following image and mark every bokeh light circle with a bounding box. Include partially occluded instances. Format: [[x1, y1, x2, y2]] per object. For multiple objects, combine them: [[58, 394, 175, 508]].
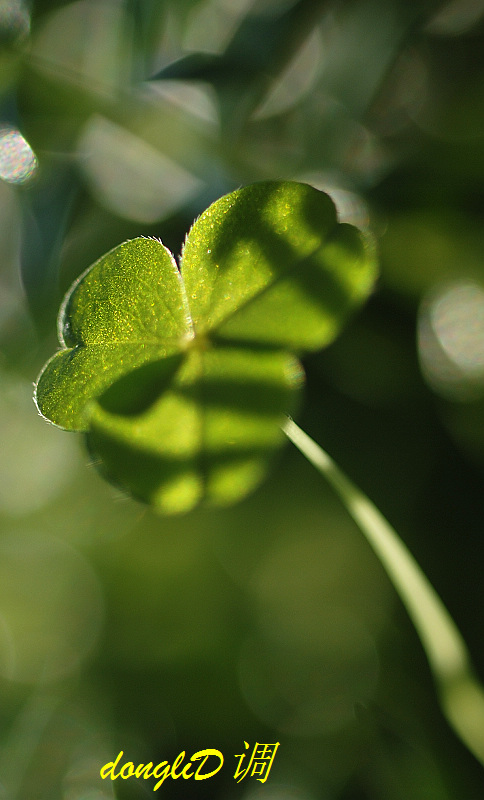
[[0, 127, 37, 184], [418, 280, 484, 400]]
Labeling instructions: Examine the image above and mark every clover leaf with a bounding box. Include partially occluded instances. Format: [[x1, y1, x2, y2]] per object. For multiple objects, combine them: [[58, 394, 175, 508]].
[[35, 237, 192, 431], [35, 181, 377, 513]]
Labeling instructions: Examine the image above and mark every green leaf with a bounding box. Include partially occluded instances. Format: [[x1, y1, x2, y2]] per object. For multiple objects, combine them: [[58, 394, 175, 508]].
[[181, 182, 375, 349], [88, 348, 302, 514], [35, 181, 377, 511], [35, 237, 192, 431]]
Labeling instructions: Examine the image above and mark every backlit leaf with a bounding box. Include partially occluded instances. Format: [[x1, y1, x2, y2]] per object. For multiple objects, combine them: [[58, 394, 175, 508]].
[[88, 348, 302, 514], [34, 181, 377, 512], [181, 182, 375, 349], [35, 237, 192, 430]]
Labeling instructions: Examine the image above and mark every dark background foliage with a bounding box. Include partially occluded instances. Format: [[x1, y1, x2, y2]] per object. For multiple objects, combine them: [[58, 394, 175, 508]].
[[0, 0, 484, 797]]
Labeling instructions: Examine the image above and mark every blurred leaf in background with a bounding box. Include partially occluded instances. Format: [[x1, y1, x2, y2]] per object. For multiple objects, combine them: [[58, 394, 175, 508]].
[[1, 0, 484, 798]]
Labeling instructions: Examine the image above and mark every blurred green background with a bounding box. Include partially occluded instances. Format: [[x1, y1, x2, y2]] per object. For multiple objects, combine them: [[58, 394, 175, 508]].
[[1, 0, 484, 797]]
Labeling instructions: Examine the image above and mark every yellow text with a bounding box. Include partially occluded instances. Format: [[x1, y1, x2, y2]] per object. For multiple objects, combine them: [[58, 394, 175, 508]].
[[100, 749, 224, 791]]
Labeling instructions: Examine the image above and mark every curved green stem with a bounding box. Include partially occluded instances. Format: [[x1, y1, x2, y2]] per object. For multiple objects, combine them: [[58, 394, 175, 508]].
[[283, 417, 484, 766]]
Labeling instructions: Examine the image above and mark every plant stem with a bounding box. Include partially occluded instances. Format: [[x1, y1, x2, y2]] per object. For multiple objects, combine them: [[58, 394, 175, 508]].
[[283, 417, 484, 767]]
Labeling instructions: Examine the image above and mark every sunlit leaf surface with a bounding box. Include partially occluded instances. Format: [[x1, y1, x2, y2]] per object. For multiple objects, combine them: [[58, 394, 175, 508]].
[[35, 237, 191, 430], [35, 181, 376, 511]]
